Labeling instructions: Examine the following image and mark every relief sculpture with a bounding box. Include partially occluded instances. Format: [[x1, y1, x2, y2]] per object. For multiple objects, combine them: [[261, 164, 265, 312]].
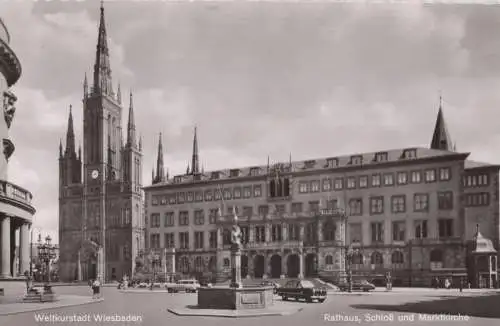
[[3, 91, 16, 128]]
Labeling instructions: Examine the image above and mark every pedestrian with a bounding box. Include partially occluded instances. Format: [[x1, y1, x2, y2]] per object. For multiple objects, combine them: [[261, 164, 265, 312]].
[[444, 278, 451, 289], [92, 278, 101, 299]]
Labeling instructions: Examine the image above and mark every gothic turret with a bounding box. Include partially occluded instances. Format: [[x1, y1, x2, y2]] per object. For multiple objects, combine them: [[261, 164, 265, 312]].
[[60, 105, 82, 186], [126, 91, 136, 148], [152, 133, 165, 184], [83, 73, 88, 98], [430, 96, 454, 151], [190, 126, 200, 175], [93, 2, 113, 97]]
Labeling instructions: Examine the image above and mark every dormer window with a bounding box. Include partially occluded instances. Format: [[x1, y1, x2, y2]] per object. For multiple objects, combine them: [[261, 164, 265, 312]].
[[374, 152, 388, 163], [349, 155, 363, 165], [325, 158, 339, 168], [173, 176, 182, 184], [304, 160, 316, 169], [250, 167, 260, 176], [211, 171, 220, 180], [230, 169, 240, 178], [401, 149, 417, 160]]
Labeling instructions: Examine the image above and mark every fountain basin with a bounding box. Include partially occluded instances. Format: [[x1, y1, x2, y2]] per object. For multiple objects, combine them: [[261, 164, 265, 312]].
[[197, 286, 274, 310]]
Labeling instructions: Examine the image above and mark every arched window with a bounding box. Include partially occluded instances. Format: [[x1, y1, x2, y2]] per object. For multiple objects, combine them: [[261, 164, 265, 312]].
[[194, 256, 204, 272], [223, 258, 230, 267], [322, 221, 336, 241], [391, 251, 404, 269], [370, 252, 383, 266], [430, 249, 443, 269], [325, 255, 333, 265]]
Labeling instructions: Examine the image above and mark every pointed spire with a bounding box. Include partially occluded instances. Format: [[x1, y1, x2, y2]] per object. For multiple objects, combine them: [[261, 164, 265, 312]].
[[59, 139, 63, 158], [186, 163, 190, 175], [83, 73, 88, 97], [154, 132, 165, 183], [65, 105, 76, 156], [430, 95, 453, 151], [138, 134, 142, 152], [78, 143, 82, 161], [127, 91, 136, 147], [152, 166, 155, 184], [93, 1, 113, 97], [117, 83, 122, 104], [191, 126, 200, 175], [166, 168, 169, 180]]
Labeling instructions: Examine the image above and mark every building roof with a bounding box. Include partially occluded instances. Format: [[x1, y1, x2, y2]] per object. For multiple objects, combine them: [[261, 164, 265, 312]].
[[464, 160, 500, 170], [144, 146, 471, 189]]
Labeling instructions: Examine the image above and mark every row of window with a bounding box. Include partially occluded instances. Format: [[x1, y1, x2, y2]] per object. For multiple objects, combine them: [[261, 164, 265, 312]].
[[149, 191, 462, 228], [151, 185, 263, 206], [463, 173, 490, 188], [298, 168, 451, 194], [149, 218, 455, 250]]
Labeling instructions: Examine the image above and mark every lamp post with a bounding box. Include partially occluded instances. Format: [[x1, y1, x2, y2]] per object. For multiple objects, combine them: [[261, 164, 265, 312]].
[[37, 235, 57, 292]]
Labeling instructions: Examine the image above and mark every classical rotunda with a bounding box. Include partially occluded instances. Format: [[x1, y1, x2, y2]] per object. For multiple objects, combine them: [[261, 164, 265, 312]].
[[0, 18, 36, 297]]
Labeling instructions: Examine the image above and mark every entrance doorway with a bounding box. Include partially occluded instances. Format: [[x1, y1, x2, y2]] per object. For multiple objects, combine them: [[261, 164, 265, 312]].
[[270, 255, 282, 278], [253, 255, 265, 278], [241, 255, 248, 278], [305, 254, 317, 277], [287, 254, 300, 278]]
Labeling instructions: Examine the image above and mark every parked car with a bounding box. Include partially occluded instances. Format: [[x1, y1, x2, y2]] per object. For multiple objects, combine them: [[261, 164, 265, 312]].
[[337, 279, 376, 292], [165, 279, 201, 293], [277, 279, 327, 303], [261, 280, 280, 294]]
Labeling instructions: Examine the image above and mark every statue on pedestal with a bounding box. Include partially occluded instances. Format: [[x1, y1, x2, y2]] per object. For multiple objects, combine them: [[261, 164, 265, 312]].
[[230, 207, 243, 289]]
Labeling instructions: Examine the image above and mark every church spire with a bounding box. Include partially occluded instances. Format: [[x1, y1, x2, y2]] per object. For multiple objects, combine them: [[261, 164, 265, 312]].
[[191, 126, 200, 175], [127, 91, 136, 148], [59, 139, 63, 158], [65, 105, 76, 156], [83, 73, 88, 98], [117, 83, 122, 104], [430, 95, 453, 151], [154, 133, 165, 184], [93, 1, 113, 97]]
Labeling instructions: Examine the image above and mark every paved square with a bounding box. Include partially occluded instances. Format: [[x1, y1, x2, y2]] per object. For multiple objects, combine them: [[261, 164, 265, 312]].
[[1, 286, 499, 326]]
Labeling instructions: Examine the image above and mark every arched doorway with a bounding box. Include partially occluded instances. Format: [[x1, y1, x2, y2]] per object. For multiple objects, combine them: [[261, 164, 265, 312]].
[[305, 254, 316, 277], [241, 255, 249, 278], [208, 256, 216, 273], [270, 255, 282, 278], [287, 254, 300, 278], [254, 255, 265, 278], [80, 240, 101, 281]]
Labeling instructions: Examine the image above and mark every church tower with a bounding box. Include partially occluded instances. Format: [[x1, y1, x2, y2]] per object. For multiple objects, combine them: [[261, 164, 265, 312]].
[[58, 3, 144, 282], [430, 96, 455, 151]]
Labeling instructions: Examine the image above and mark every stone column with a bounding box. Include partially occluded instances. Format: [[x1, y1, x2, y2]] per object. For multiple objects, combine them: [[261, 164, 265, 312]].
[[19, 223, 30, 275], [1, 215, 11, 277], [299, 223, 305, 241], [248, 225, 254, 243], [230, 245, 242, 288], [282, 223, 288, 241], [281, 252, 287, 278], [488, 255, 493, 289], [77, 250, 82, 281], [10, 222, 16, 277], [298, 250, 304, 279], [317, 220, 323, 242], [247, 254, 254, 278], [265, 223, 271, 242], [97, 246, 104, 281]]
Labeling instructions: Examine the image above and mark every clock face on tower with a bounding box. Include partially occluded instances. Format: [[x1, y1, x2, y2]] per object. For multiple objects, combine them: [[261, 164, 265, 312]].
[[91, 169, 100, 179]]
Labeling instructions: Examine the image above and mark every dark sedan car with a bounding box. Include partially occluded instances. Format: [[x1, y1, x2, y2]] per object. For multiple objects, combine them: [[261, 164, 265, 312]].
[[277, 279, 327, 303], [337, 279, 376, 292]]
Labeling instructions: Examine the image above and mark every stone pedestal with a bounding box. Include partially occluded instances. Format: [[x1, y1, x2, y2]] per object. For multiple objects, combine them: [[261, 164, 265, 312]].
[[230, 245, 242, 289], [197, 286, 274, 310]]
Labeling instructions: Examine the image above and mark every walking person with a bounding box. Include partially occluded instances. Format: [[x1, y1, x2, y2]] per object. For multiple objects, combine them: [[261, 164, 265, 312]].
[[444, 278, 451, 289]]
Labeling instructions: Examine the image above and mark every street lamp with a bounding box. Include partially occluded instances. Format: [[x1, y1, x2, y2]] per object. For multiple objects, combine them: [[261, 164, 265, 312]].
[[37, 235, 57, 292]]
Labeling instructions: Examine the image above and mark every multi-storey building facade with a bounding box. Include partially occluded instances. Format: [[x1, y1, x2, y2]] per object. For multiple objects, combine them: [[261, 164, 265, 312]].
[[144, 105, 499, 287], [58, 4, 144, 282], [0, 18, 36, 296]]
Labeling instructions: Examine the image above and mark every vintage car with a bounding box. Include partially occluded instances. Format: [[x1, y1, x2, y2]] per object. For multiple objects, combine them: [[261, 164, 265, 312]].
[[337, 279, 376, 292], [260, 280, 280, 294], [165, 279, 201, 293], [277, 279, 327, 303]]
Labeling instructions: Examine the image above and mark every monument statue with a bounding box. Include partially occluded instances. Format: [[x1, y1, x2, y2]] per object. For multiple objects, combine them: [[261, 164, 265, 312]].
[[229, 207, 242, 288], [3, 91, 16, 129]]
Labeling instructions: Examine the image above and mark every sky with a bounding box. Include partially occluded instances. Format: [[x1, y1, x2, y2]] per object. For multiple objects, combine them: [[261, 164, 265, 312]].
[[2, 1, 500, 244]]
